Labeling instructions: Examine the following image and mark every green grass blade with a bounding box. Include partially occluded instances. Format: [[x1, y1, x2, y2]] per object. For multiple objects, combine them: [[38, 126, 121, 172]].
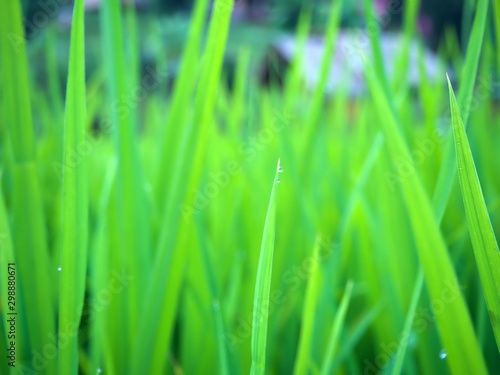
[[293, 238, 324, 375], [391, 269, 424, 375], [305, 0, 342, 128], [283, 9, 312, 106], [432, 0, 489, 222], [320, 280, 354, 375], [89, 158, 117, 374], [99, 0, 152, 369], [494, 0, 500, 79], [392, 0, 421, 92], [58, 0, 88, 373], [0, 2, 35, 163], [330, 303, 384, 372], [300, 0, 343, 178], [131, 0, 235, 372], [335, 133, 384, 239], [365, 64, 488, 375], [250, 159, 281, 375], [0, 186, 15, 336], [213, 299, 231, 375], [154, 0, 210, 209], [0, 1, 56, 372], [362, 0, 390, 97], [447, 76, 500, 350], [196, 217, 230, 375], [0, 187, 15, 375], [45, 25, 64, 124]]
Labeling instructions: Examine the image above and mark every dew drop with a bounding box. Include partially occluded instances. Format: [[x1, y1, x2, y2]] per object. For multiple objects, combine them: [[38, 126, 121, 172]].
[[276, 179, 281, 184], [278, 166, 283, 173], [97, 368, 102, 373], [57, 267, 62, 272], [439, 349, 447, 359]]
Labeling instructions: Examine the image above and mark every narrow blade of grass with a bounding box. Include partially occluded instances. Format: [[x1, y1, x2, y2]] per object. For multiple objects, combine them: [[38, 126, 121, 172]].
[[494, 0, 500, 79], [362, 0, 391, 97], [320, 280, 354, 375], [391, 269, 424, 375], [392, 0, 421, 93], [0, 187, 15, 338], [131, 0, 235, 372], [335, 133, 384, 240], [251, 159, 281, 375], [89, 158, 117, 374], [447, 76, 500, 350], [293, 238, 325, 375], [0, 1, 56, 372], [330, 303, 384, 372], [154, 0, 210, 209], [283, 9, 312, 106], [58, 0, 88, 373], [432, 0, 489, 222], [304, 0, 342, 129], [0, 2, 35, 164], [0, 187, 15, 375], [196, 216, 230, 375], [365, 64, 488, 375], [212, 299, 231, 375], [99, 0, 152, 369]]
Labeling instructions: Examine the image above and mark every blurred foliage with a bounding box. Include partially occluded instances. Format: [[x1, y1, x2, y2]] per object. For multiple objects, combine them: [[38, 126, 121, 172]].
[[19, 0, 466, 42]]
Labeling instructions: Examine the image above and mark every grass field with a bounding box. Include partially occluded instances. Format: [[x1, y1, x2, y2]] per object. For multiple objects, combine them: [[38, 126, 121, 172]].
[[0, 0, 499, 374]]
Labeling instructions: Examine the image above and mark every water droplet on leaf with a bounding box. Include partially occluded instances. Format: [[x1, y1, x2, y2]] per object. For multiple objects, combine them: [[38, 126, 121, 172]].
[[439, 349, 447, 359], [57, 267, 62, 271]]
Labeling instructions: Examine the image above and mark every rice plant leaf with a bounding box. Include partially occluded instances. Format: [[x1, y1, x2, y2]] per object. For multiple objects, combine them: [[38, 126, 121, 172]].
[[0, 3, 34, 163], [320, 280, 354, 375], [196, 216, 230, 375], [494, 0, 500, 80], [392, 0, 421, 92], [0, 1, 56, 372], [391, 269, 424, 375], [99, 0, 152, 369], [365, 63, 488, 375], [305, 0, 342, 128], [89, 158, 117, 373], [251, 159, 281, 375], [330, 303, 384, 372], [362, 0, 391, 97], [447, 76, 500, 350], [212, 299, 230, 375], [300, 0, 343, 180], [293, 238, 325, 375], [154, 0, 211, 208], [432, 0, 488, 222], [58, 0, 88, 373], [131, 0, 234, 372], [335, 133, 384, 239], [0, 187, 15, 343], [284, 9, 312, 105]]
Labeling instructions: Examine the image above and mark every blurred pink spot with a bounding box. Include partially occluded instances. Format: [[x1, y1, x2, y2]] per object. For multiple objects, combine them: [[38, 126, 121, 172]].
[[374, 0, 389, 15], [418, 14, 433, 38]]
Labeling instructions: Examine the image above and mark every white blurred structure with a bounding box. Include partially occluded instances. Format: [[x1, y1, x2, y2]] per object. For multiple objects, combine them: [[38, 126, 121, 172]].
[[262, 32, 445, 95], [84, 0, 149, 11]]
